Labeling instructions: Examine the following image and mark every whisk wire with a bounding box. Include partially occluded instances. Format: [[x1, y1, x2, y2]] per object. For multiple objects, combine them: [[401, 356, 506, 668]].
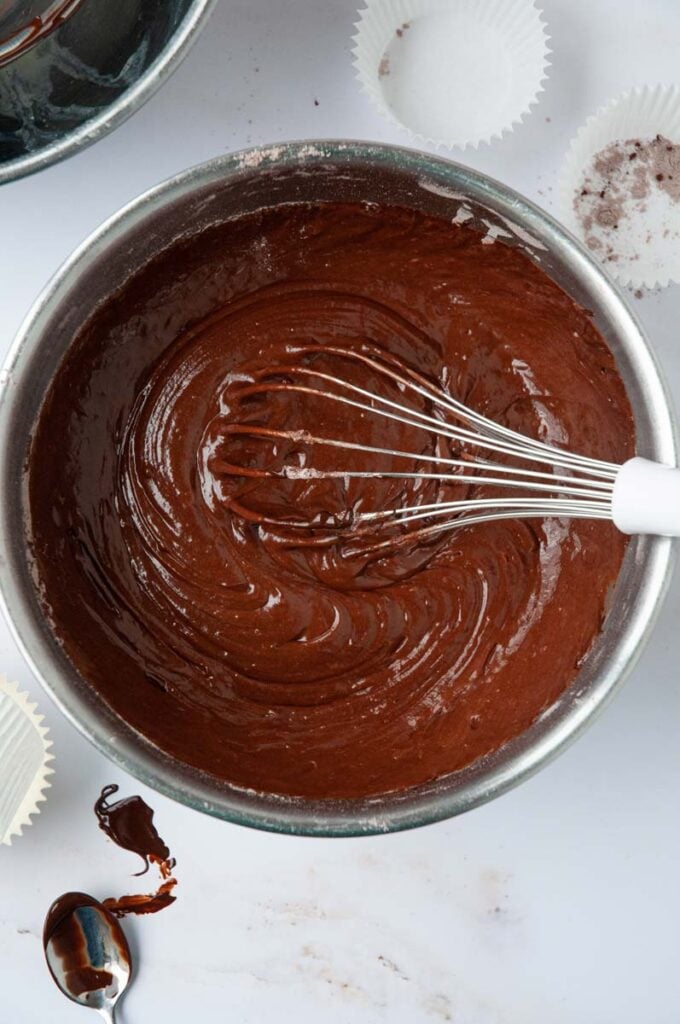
[[233, 364, 618, 480], [219, 344, 622, 549], [220, 424, 615, 501], [284, 345, 620, 477]]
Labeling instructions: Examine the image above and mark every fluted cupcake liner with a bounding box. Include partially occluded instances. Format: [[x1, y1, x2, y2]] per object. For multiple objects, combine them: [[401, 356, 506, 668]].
[[559, 85, 680, 290], [0, 676, 54, 845], [352, 0, 551, 149]]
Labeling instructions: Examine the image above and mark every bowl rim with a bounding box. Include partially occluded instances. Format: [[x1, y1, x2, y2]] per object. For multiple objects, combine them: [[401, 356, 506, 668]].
[[0, 0, 218, 185], [0, 140, 676, 837]]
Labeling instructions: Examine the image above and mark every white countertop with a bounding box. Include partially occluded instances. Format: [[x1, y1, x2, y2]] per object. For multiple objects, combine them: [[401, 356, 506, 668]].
[[2, 1, 680, 1021]]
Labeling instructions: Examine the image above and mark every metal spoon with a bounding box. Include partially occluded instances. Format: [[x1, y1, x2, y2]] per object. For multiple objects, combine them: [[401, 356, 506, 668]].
[[43, 892, 132, 1022]]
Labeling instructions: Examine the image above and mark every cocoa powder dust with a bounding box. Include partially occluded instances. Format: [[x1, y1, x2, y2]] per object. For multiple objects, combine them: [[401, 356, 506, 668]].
[[573, 134, 680, 278]]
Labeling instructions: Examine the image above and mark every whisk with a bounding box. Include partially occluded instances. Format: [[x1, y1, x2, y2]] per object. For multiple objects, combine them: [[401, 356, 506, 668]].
[[214, 343, 680, 552]]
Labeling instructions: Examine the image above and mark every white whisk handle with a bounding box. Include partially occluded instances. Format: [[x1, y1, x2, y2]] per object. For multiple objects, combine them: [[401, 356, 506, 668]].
[[612, 457, 680, 536]]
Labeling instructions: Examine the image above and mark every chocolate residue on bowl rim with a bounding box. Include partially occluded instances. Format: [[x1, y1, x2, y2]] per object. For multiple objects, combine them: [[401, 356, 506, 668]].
[[0, 0, 86, 69]]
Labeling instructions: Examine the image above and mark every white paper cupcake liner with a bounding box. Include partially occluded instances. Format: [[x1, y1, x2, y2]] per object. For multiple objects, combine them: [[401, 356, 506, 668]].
[[0, 676, 54, 845], [352, 0, 551, 149], [559, 85, 680, 290]]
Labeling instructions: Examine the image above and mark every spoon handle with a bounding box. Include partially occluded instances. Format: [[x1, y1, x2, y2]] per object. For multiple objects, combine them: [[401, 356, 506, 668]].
[[97, 1007, 117, 1024]]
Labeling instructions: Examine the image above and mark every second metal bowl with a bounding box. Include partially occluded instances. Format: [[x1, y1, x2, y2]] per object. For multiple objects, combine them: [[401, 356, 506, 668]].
[[0, 0, 216, 183]]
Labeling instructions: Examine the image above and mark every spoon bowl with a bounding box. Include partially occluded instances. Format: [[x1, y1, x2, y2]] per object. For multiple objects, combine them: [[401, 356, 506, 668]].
[[43, 892, 132, 1022]]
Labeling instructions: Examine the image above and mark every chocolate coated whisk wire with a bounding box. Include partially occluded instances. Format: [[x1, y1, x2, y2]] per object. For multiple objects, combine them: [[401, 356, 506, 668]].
[[217, 344, 676, 553]]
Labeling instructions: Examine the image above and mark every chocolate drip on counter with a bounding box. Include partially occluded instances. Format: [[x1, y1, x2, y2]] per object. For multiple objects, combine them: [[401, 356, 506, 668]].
[[94, 784, 177, 917], [95, 783, 173, 876], [27, 201, 635, 799], [102, 880, 177, 918]]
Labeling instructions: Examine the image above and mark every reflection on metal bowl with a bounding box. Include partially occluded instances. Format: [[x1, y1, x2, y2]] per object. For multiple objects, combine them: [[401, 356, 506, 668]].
[[0, 0, 216, 183], [0, 142, 675, 835], [0, 1, 86, 70]]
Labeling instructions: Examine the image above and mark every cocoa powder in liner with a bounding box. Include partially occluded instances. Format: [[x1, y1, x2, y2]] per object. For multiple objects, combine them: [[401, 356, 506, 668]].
[[574, 134, 680, 270]]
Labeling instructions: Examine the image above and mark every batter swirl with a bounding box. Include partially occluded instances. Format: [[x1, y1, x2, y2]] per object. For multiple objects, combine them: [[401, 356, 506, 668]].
[[27, 202, 634, 798]]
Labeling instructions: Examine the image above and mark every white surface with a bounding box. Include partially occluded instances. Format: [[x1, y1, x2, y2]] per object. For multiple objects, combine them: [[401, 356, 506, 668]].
[[1, 1, 680, 1021]]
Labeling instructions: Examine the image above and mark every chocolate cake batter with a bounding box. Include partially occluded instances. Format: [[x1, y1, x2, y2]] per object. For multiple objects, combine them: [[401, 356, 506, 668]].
[[26, 201, 634, 799]]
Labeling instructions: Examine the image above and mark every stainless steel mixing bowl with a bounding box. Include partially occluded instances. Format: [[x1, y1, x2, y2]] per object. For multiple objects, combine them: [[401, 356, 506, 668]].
[[0, 142, 675, 836], [0, 0, 216, 183]]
